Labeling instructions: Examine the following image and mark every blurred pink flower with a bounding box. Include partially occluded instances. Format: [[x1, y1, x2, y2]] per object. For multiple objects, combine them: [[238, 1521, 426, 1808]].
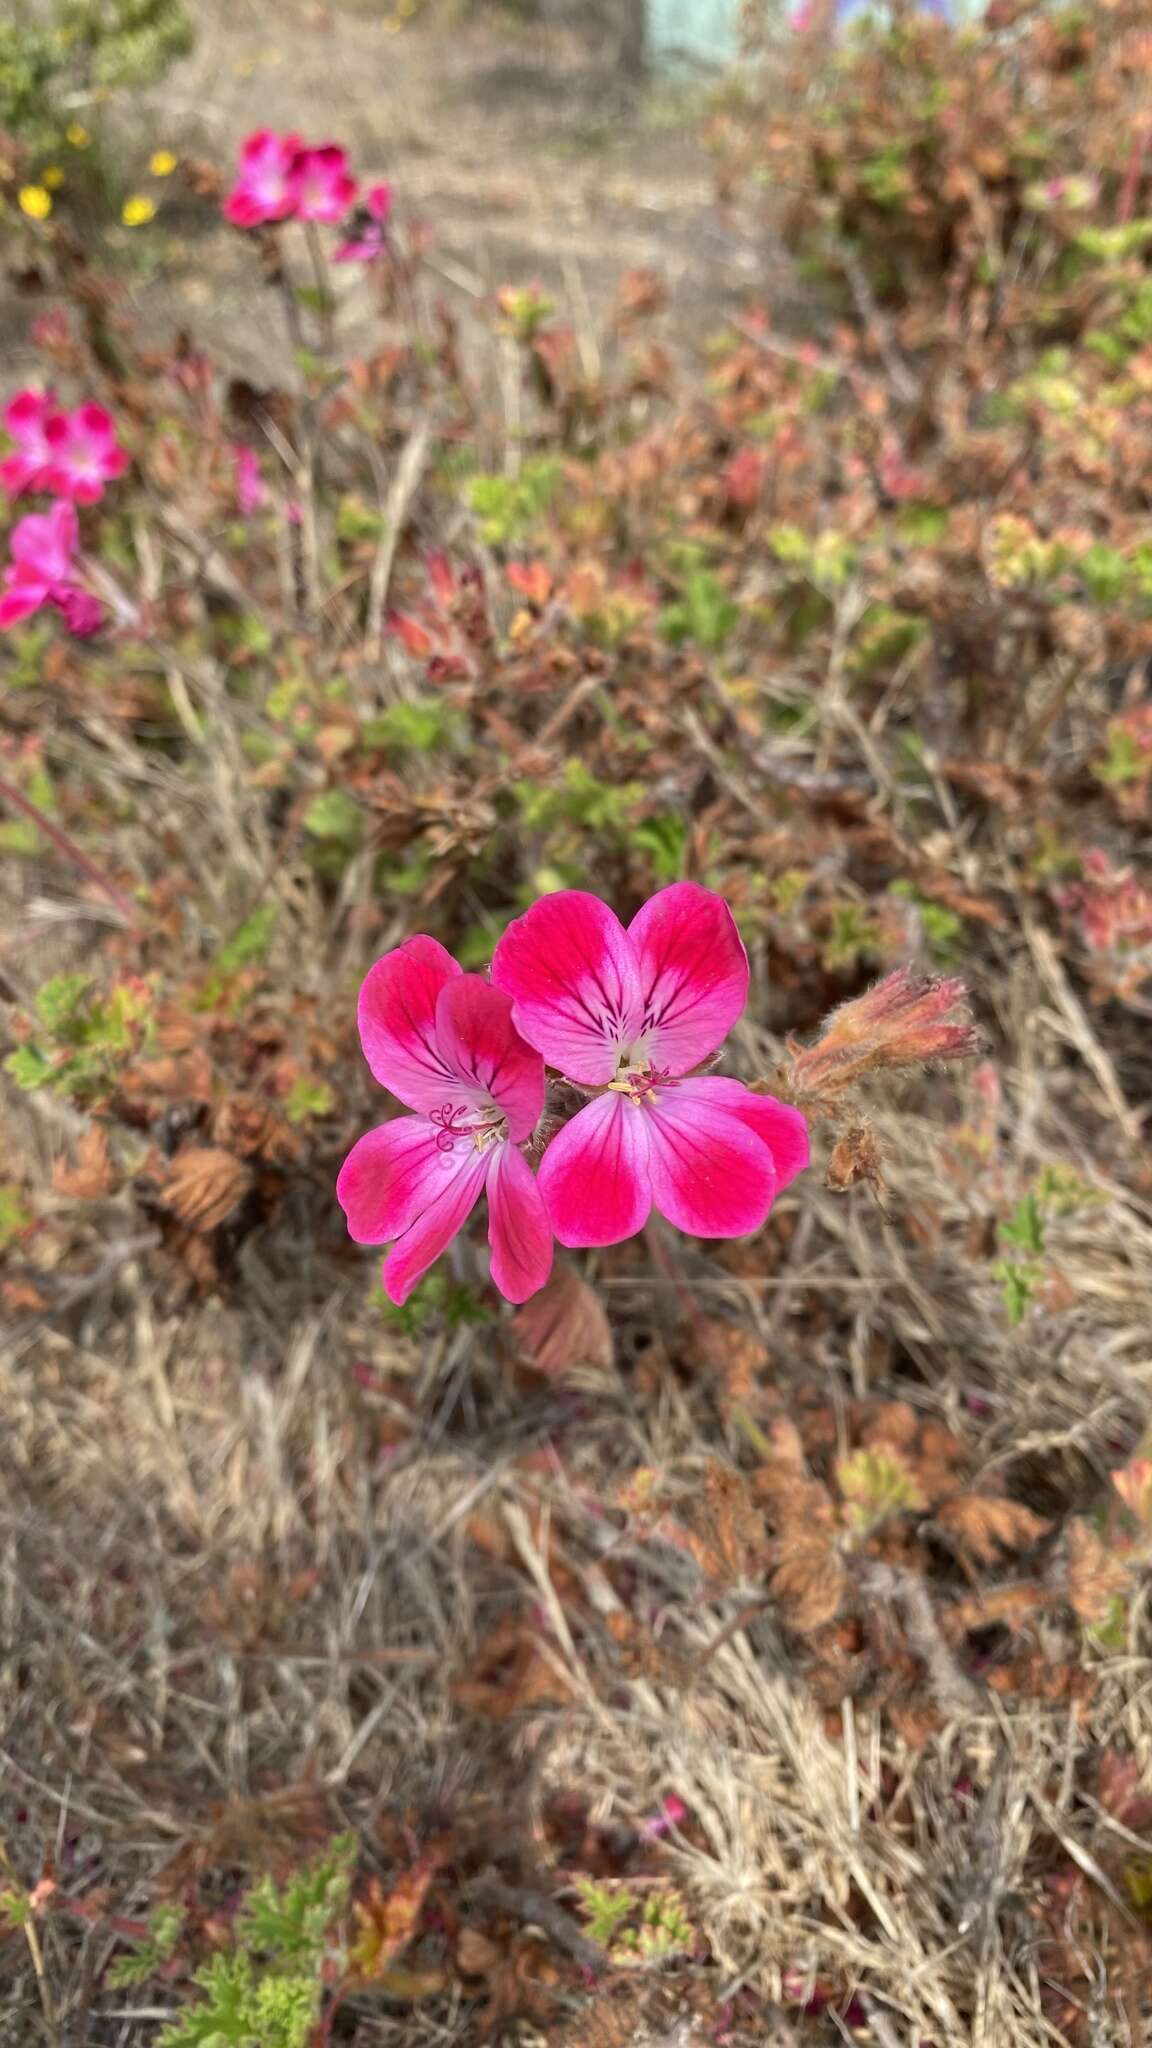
[[337, 938, 553, 1306], [334, 180, 392, 263], [0, 502, 102, 636], [223, 129, 303, 227], [289, 143, 358, 224], [0, 390, 63, 497], [491, 885, 809, 1248], [42, 403, 127, 505], [232, 444, 267, 516]]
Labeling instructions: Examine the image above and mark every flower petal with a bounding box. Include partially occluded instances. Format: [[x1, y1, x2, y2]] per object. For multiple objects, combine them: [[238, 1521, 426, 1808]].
[[9, 502, 76, 580], [694, 1077, 810, 1191], [383, 1148, 489, 1306], [356, 935, 462, 1111], [433, 976, 544, 1142], [538, 1091, 651, 1248], [628, 883, 749, 1076], [337, 1114, 458, 1244], [486, 1143, 553, 1302], [0, 583, 46, 628], [645, 1079, 778, 1238], [491, 891, 642, 1085]]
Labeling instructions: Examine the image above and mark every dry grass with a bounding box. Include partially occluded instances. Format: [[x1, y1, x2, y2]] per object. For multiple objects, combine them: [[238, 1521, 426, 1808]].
[[3, 12, 1152, 2038], [2, 909, 1151, 2041]]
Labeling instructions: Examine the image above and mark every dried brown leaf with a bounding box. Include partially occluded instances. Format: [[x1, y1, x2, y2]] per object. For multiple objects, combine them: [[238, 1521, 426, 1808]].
[[158, 1146, 252, 1232], [53, 1124, 112, 1201], [936, 1494, 1050, 1564], [1064, 1517, 1130, 1626], [512, 1259, 613, 1377], [770, 1539, 846, 1631]]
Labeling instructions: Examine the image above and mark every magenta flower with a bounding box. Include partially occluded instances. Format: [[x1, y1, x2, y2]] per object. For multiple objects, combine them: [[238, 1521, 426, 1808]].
[[491, 885, 809, 1248], [334, 180, 392, 263], [223, 129, 303, 227], [1, 390, 63, 497], [232, 444, 267, 516], [0, 501, 102, 636], [288, 144, 359, 224], [337, 938, 553, 1306], [41, 404, 127, 505]]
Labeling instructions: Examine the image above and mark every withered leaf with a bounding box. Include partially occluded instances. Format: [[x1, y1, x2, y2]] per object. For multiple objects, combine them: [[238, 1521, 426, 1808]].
[[512, 1260, 613, 1377], [1064, 1518, 1130, 1626], [348, 1856, 442, 1984], [770, 1539, 846, 1632], [158, 1147, 252, 1232], [53, 1124, 112, 1201], [936, 1494, 1050, 1564]]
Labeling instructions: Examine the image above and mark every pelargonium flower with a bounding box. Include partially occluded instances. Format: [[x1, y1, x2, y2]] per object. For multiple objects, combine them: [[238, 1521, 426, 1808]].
[[491, 885, 808, 1248], [232, 444, 267, 516], [288, 144, 358, 224], [337, 938, 552, 1305], [0, 501, 102, 636], [1, 390, 62, 497], [42, 403, 127, 505], [334, 180, 392, 263], [223, 129, 303, 227]]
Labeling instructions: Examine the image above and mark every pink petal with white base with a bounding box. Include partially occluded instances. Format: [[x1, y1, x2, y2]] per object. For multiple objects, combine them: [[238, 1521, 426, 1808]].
[[356, 935, 462, 1110], [538, 1091, 652, 1247], [695, 1077, 810, 1190], [433, 976, 544, 1142], [336, 1116, 458, 1244], [645, 1081, 778, 1238], [628, 882, 749, 1076], [491, 890, 642, 1085], [486, 1143, 553, 1302], [382, 1148, 489, 1306]]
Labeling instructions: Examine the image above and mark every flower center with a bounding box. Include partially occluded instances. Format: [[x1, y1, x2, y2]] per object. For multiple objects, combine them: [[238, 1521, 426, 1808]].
[[606, 1058, 672, 1108], [429, 1100, 507, 1155]]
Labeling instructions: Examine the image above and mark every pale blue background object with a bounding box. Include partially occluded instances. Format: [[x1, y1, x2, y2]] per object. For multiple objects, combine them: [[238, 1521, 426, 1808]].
[[646, 0, 968, 67]]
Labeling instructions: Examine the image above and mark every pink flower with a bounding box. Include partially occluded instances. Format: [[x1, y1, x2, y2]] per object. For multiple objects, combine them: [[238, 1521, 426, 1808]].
[[42, 403, 127, 505], [334, 180, 392, 263], [0, 501, 102, 636], [337, 938, 553, 1306], [232, 444, 267, 516], [491, 885, 809, 1248], [1, 390, 63, 497], [288, 144, 358, 224], [223, 129, 303, 227]]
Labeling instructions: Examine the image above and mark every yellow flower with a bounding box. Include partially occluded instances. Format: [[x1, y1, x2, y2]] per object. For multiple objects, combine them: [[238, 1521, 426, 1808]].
[[42, 166, 65, 189], [121, 195, 156, 227], [66, 123, 90, 148], [149, 150, 177, 177], [18, 185, 52, 221]]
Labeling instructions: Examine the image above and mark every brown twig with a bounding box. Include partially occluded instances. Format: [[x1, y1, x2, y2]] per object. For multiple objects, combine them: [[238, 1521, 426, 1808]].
[[0, 775, 138, 930], [465, 1873, 605, 1975]]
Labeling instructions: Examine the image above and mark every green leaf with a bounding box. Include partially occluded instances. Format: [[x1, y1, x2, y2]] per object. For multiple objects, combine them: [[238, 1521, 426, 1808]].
[[1000, 1193, 1045, 1257], [0, 1185, 32, 1253], [35, 973, 91, 1033], [302, 792, 362, 844], [215, 905, 279, 979], [836, 1446, 925, 1531], [4, 1046, 54, 1092], [284, 1076, 334, 1125]]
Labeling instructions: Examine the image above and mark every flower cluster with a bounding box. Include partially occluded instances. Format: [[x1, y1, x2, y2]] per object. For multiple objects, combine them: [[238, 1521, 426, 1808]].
[[2, 391, 126, 504], [0, 390, 126, 636], [223, 130, 391, 263], [338, 885, 810, 1306]]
